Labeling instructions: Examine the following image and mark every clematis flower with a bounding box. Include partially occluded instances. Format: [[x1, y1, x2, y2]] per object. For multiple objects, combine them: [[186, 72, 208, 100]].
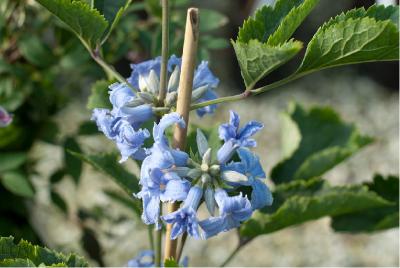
[[0, 106, 12, 127], [199, 189, 252, 239], [127, 250, 154, 267], [128, 55, 219, 117], [224, 148, 273, 210], [162, 185, 203, 239], [217, 110, 263, 164], [136, 169, 190, 228]]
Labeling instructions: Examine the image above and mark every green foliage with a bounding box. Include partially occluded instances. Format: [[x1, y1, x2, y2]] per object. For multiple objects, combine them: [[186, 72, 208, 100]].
[[0, 171, 34, 198], [237, 0, 318, 45], [331, 175, 399, 233], [87, 80, 112, 109], [271, 103, 373, 184], [0, 236, 88, 267], [36, 0, 108, 48], [18, 35, 56, 68], [69, 151, 140, 194], [64, 137, 82, 184], [233, 0, 319, 88], [0, 152, 27, 173], [199, 9, 229, 32], [240, 178, 392, 238], [297, 5, 399, 74], [164, 257, 179, 267], [232, 39, 302, 89]]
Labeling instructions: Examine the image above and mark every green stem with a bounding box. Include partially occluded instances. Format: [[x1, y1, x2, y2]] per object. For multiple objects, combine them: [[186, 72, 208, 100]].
[[147, 226, 155, 252], [219, 243, 242, 267], [78, 36, 136, 91], [158, 0, 170, 104], [154, 222, 163, 267], [190, 73, 301, 111]]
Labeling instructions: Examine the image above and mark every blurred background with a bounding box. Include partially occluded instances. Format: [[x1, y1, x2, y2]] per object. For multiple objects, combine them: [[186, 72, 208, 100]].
[[0, 0, 398, 266]]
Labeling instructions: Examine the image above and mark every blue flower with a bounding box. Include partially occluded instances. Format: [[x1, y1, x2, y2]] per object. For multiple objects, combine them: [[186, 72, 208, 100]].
[[137, 169, 190, 227], [128, 56, 219, 117], [217, 111, 263, 164], [127, 250, 154, 267], [91, 108, 150, 162], [199, 189, 252, 239], [162, 186, 203, 239], [224, 148, 273, 210], [0, 106, 12, 127]]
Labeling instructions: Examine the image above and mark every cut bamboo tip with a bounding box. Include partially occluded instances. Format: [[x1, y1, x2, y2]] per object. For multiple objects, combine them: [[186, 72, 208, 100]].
[[164, 7, 200, 262]]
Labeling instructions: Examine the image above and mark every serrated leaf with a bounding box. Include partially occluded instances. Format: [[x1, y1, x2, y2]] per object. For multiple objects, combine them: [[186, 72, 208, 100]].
[[0, 152, 27, 173], [87, 80, 112, 110], [233, 39, 302, 89], [297, 5, 399, 74], [240, 178, 392, 238], [68, 151, 139, 194], [0, 258, 36, 267], [64, 137, 82, 184], [0, 236, 88, 267], [271, 103, 373, 184], [93, 0, 131, 43], [237, 0, 318, 44], [36, 0, 108, 48], [331, 174, 399, 233], [0, 171, 34, 198]]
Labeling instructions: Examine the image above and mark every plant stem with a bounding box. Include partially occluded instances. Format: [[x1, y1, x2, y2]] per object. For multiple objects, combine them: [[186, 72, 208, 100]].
[[190, 73, 301, 110], [219, 243, 242, 267], [158, 0, 169, 104], [164, 8, 200, 262], [147, 226, 155, 251], [176, 232, 187, 262], [154, 218, 163, 266]]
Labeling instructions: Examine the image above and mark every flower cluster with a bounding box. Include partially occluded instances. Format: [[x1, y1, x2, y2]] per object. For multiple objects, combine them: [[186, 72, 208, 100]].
[[136, 111, 273, 239], [0, 106, 12, 127], [92, 56, 219, 162]]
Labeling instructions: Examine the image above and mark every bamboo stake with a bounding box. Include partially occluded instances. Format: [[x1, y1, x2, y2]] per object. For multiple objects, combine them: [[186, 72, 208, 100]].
[[164, 7, 199, 261]]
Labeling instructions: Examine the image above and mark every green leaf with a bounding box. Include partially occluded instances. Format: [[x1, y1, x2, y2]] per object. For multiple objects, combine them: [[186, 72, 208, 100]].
[[49, 169, 66, 184], [87, 80, 112, 110], [0, 258, 36, 267], [199, 9, 228, 32], [240, 178, 392, 238], [68, 151, 139, 194], [93, 0, 131, 43], [51, 190, 68, 213], [18, 35, 56, 68], [233, 39, 302, 89], [104, 190, 141, 217], [64, 137, 82, 184], [0, 171, 34, 198], [164, 257, 179, 267], [78, 121, 100, 135], [36, 0, 108, 48], [331, 175, 399, 233], [0, 236, 88, 267], [200, 36, 229, 50], [237, 0, 318, 44], [271, 103, 373, 184], [0, 152, 27, 173], [297, 5, 399, 74]]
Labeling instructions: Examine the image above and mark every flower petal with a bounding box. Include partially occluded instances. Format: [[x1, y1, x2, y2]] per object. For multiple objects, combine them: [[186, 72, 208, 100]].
[[161, 178, 190, 202], [199, 217, 224, 239], [238, 120, 263, 140], [250, 178, 273, 210]]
